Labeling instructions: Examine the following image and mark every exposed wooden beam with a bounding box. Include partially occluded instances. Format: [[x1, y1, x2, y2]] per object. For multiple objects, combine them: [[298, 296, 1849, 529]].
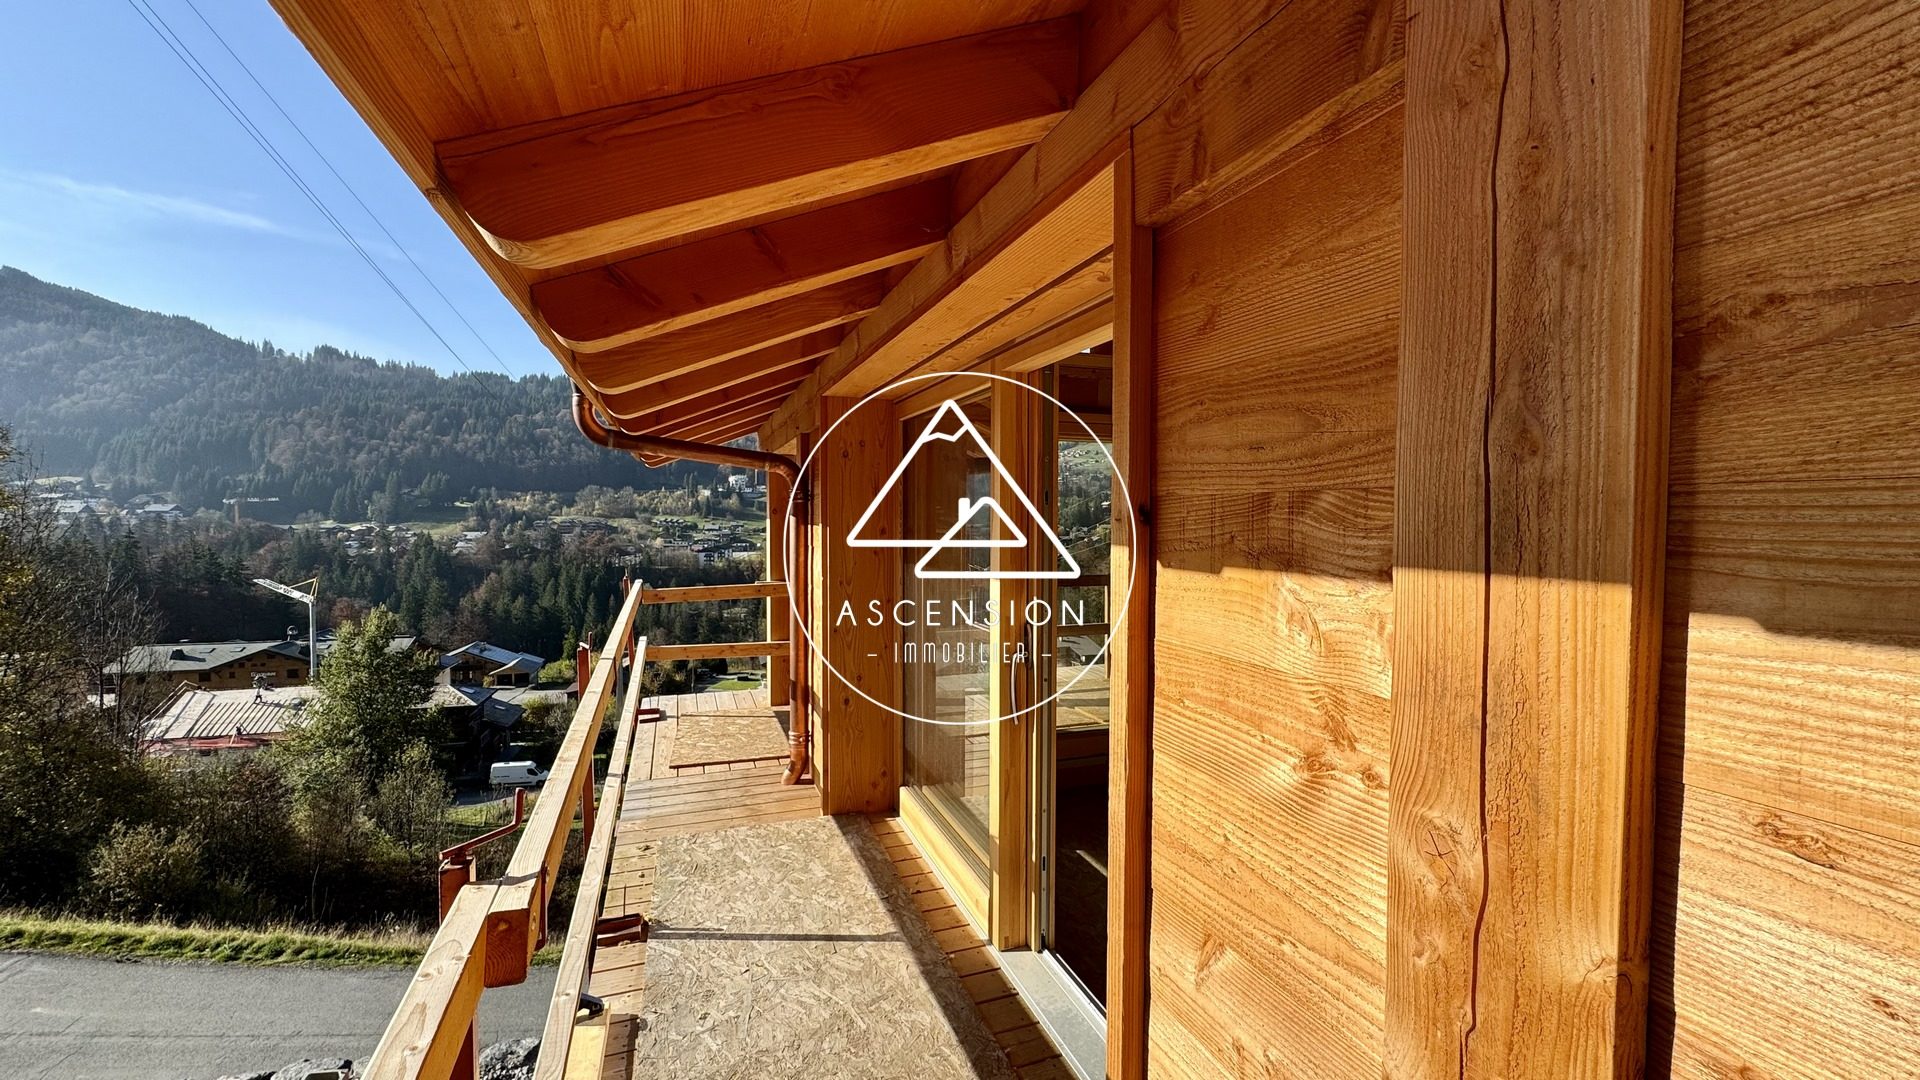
[[533, 182, 950, 352], [668, 415, 770, 448], [761, 161, 1115, 446], [901, 250, 1113, 385], [599, 331, 835, 419], [575, 275, 885, 396], [1386, 0, 1680, 1077], [758, 0, 1406, 452], [437, 20, 1079, 269], [988, 369, 1040, 952], [617, 377, 805, 438], [1131, 0, 1405, 227], [813, 396, 899, 813], [993, 298, 1114, 373]]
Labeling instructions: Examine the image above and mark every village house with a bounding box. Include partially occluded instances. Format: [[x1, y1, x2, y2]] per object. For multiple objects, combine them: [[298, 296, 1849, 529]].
[[109, 632, 425, 693], [439, 642, 545, 688], [139, 683, 315, 757]]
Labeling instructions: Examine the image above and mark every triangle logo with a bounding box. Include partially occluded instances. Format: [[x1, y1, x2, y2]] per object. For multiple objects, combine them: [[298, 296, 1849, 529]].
[[847, 398, 1081, 580]]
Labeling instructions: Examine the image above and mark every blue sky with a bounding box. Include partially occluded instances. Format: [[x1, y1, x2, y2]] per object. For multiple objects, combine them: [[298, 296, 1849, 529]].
[[0, 2, 551, 376]]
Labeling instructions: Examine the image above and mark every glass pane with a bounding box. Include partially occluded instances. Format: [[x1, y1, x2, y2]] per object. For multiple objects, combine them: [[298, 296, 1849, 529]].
[[1050, 428, 1112, 1006], [900, 394, 993, 876]]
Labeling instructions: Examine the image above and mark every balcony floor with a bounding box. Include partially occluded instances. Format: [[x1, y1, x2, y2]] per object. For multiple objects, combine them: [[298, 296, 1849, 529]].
[[590, 690, 1071, 1079]]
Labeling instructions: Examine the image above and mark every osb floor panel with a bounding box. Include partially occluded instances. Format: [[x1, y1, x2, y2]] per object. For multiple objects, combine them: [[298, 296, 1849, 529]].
[[665, 710, 791, 769], [634, 689, 793, 780], [592, 691, 1069, 1079], [618, 816, 1012, 1079]]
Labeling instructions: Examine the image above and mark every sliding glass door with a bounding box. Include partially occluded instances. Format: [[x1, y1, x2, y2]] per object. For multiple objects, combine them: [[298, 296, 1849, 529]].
[[1034, 360, 1114, 1009], [898, 390, 994, 908]]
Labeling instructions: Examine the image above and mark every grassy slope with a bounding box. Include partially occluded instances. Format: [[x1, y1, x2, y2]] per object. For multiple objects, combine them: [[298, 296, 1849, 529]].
[[0, 912, 429, 967]]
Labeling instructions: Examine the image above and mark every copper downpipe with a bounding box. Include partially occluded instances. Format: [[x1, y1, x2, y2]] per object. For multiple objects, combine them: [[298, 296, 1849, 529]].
[[571, 385, 811, 784]]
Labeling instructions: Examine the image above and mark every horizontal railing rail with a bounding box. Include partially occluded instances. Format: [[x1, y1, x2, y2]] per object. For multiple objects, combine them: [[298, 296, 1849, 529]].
[[363, 882, 496, 1080], [484, 581, 644, 988], [636, 577, 806, 782], [638, 580, 784, 604], [534, 635, 647, 1080], [645, 640, 779, 662], [362, 578, 646, 1080]]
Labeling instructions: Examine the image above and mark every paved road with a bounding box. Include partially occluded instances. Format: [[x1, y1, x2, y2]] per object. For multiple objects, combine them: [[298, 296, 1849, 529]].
[[0, 952, 554, 1079]]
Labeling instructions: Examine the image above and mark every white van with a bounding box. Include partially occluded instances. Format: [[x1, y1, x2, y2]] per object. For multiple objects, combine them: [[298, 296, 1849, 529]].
[[489, 760, 548, 788]]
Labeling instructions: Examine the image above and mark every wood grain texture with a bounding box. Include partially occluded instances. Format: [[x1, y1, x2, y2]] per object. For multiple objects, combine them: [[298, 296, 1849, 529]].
[[1655, 1, 1920, 1073], [987, 370, 1041, 952], [1106, 143, 1155, 1080], [437, 20, 1078, 268], [577, 274, 884, 397], [1392, 2, 1679, 1078], [1133, 0, 1404, 226], [814, 396, 900, 814], [532, 181, 949, 352], [1650, 785, 1920, 1080], [760, 0, 1347, 449], [1148, 91, 1401, 1079], [362, 882, 496, 1080], [600, 332, 833, 419], [897, 251, 1115, 390]]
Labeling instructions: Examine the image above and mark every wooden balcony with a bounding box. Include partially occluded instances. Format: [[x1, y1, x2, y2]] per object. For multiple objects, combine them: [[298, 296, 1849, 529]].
[[363, 584, 1070, 1080], [590, 689, 1074, 1079]]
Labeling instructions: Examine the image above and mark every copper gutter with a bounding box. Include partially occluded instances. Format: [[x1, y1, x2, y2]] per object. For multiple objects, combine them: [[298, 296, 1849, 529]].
[[571, 385, 812, 784], [572, 384, 798, 481]]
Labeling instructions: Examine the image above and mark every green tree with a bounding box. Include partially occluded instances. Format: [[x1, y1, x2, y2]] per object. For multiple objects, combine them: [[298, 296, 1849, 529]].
[[369, 741, 453, 857], [287, 606, 444, 780], [0, 427, 157, 905]]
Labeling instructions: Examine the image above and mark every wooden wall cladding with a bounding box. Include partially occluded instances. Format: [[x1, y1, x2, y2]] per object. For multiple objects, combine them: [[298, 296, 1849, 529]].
[[812, 396, 901, 815], [1144, 93, 1402, 1078], [1658, 0, 1920, 1074]]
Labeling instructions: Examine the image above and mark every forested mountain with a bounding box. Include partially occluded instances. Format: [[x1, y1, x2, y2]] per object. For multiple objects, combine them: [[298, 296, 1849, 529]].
[[0, 266, 718, 514]]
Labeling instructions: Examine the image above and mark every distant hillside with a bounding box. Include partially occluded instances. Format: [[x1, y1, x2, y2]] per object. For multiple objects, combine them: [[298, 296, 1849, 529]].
[[0, 267, 717, 516]]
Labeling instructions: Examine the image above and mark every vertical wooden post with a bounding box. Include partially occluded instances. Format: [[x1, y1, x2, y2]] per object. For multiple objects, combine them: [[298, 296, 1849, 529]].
[[766, 467, 792, 709], [814, 395, 901, 813], [988, 369, 1042, 951], [1389, 1, 1679, 1077], [1106, 140, 1155, 1080]]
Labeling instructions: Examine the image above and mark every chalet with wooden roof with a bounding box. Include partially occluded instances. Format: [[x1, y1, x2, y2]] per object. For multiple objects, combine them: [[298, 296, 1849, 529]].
[[273, 0, 1920, 1077]]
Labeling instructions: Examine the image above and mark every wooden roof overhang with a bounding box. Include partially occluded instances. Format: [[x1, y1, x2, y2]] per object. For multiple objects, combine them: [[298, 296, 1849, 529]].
[[267, 0, 1160, 459]]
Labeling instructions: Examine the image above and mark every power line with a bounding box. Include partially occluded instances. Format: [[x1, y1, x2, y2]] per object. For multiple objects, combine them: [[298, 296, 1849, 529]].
[[122, 0, 511, 409], [174, 0, 521, 384]]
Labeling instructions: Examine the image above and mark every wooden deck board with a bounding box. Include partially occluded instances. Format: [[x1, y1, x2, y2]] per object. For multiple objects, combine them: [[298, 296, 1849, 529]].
[[585, 690, 1066, 1079]]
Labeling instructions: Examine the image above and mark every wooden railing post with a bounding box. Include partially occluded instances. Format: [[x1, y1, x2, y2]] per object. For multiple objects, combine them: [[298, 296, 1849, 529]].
[[767, 470, 793, 709]]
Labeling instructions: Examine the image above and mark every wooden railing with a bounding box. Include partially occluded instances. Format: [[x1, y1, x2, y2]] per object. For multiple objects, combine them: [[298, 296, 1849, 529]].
[[363, 580, 646, 1080], [364, 577, 800, 1080], [533, 633, 647, 1080], [638, 579, 787, 665]]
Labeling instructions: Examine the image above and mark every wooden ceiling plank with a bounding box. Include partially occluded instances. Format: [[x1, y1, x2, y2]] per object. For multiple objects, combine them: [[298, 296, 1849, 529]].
[[994, 297, 1115, 374], [533, 181, 950, 352], [437, 18, 1080, 269], [623, 380, 804, 438], [757, 0, 1324, 453], [659, 414, 772, 449], [599, 332, 836, 420], [576, 274, 885, 395], [892, 249, 1114, 388]]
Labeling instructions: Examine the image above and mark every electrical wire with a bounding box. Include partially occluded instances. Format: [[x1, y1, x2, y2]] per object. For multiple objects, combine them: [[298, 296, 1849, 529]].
[[122, 0, 512, 410], [174, 0, 522, 385]]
